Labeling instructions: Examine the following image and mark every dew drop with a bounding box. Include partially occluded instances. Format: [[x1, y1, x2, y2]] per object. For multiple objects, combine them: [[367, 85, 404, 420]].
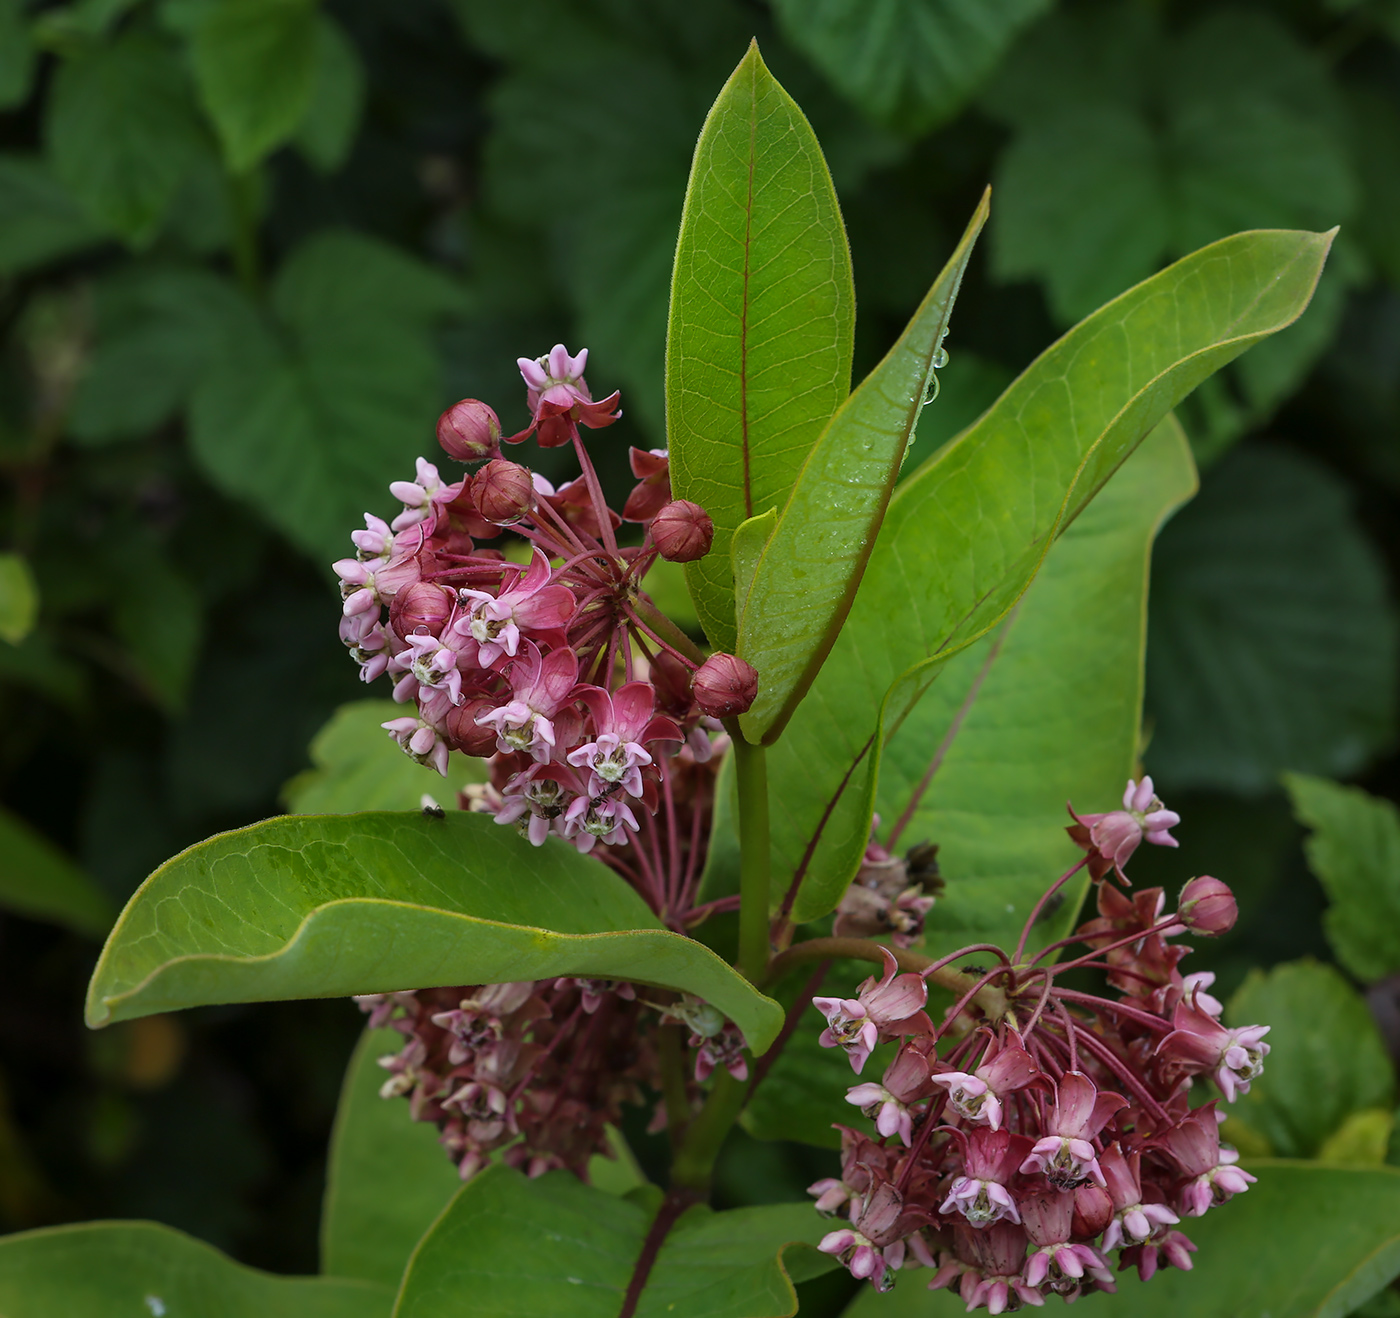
[[932, 346, 949, 370]]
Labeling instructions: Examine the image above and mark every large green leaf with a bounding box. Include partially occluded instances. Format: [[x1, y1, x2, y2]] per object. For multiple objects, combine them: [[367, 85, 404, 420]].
[[0, 1220, 389, 1318], [1145, 446, 1397, 794], [0, 806, 115, 938], [844, 1162, 1400, 1317], [294, 14, 366, 174], [0, 551, 37, 645], [0, 0, 35, 110], [393, 1163, 833, 1318], [192, 0, 320, 172], [85, 811, 783, 1050], [0, 155, 107, 274], [766, 227, 1331, 926], [667, 40, 855, 651], [771, 0, 1049, 136], [736, 192, 987, 743], [322, 1027, 462, 1289], [1286, 774, 1400, 983]]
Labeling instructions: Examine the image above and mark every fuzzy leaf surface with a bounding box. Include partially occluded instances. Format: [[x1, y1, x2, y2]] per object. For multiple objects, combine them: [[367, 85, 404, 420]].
[[393, 1164, 833, 1318], [0, 1221, 389, 1318], [737, 191, 987, 742], [768, 227, 1332, 925], [667, 41, 855, 651], [85, 811, 783, 1050]]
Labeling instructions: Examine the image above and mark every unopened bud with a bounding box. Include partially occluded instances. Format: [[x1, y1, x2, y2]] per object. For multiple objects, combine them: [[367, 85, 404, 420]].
[[651, 499, 714, 562], [444, 697, 502, 757], [692, 653, 758, 717], [437, 399, 501, 462], [1070, 1184, 1114, 1240], [389, 582, 455, 639], [1176, 875, 1237, 936], [472, 460, 535, 525]]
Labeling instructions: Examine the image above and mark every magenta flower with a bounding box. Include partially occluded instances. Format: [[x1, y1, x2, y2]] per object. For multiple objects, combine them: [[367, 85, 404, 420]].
[[1019, 1190, 1114, 1296], [389, 457, 457, 532], [932, 1222, 1045, 1312], [456, 549, 576, 666], [492, 764, 584, 846], [568, 681, 681, 797], [1069, 775, 1181, 882], [1120, 1226, 1198, 1282], [1157, 998, 1271, 1100], [562, 792, 641, 851], [382, 714, 450, 776], [507, 344, 621, 448], [814, 949, 928, 1074], [1099, 1144, 1180, 1250], [930, 1033, 1044, 1131], [941, 1128, 1031, 1228], [845, 1047, 929, 1146], [390, 630, 467, 706], [1019, 1070, 1127, 1187], [474, 642, 580, 762], [1158, 1109, 1256, 1216]]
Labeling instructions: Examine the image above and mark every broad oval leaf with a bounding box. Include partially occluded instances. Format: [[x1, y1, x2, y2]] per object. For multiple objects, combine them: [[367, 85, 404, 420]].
[[667, 40, 855, 651], [0, 1220, 389, 1318], [393, 1163, 834, 1318], [736, 191, 987, 743], [765, 226, 1333, 926], [85, 811, 783, 1051], [845, 1162, 1400, 1317]]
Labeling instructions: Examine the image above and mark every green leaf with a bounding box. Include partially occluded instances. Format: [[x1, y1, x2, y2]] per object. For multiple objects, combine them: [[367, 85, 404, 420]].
[[188, 231, 465, 561], [293, 15, 366, 174], [0, 155, 107, 274], [1226, 960, 1395, 1160], [393, 1163, 833, 1318], [667, 40, 855, 651], [1349, 86, 1400, 288], [1285, 775, 1400, 984], [0, 806, 115, 938], [771, 0, 1049, 136], [0, 551, 38, 644], [46, 30, 207, 245], [1145, 445, 1397, 794], [0, 1220, 389, 1317], [85, 811, 784, 1050], [0, 0, 36, 110], [192, 0, 319, 172], [843, 1162, 1400, 1318], [736, 192, 987, 743], [765, 227, 1332, 926], [282, 701, 486, 815], [111, 551, 202, 712], [321, 1026, 462, 1289]]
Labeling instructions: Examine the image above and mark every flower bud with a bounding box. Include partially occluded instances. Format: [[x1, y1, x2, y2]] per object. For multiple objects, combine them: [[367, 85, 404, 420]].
[[651, 499, 714, 562], [443, 697, 502, 757], [692, 653, 758, 717], [1176, 875, 1237, 936], [437, 399, 501, 462], [472, 460, 535, 525], [1070, 1184, 1114, 1240], [389, 582, 455, 639]]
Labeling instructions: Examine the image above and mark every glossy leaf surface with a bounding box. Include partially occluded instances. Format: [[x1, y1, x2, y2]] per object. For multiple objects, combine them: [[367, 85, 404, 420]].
[[322, 1027, 462, 1289], [667, 41, 855, 650], [85, 811, 783, 1050], [736, 191, 988, 743], [844, 1162, 1400, 1317], [764, 227, 1331, 926], [0, 1221, 389, 1318], [394, 1164, 832, 1318]]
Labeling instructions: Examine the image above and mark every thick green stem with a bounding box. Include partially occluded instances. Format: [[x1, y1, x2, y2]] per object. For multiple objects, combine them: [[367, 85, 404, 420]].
[[657, 1023, 692, 1146], [732, 737, 771, 984], [668, 1071, 747, 1192]]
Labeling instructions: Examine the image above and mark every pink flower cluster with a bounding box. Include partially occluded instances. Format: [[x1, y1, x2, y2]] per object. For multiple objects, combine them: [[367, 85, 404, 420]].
[[809, 782, 1266, 1308], [333, 346, 758, 859]]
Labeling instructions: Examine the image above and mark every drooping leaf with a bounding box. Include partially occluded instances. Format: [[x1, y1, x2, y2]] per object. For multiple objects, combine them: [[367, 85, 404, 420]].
[[0, 156, 107, 275], [843, 1162, 1400, 1317], [283, 701, 486, 816], [393, 1163, 834, 1318], [0, 551, 38, 645], [0, 1220, 390, 1318], [191, 0, 320, 173], [1145, 445, 1397, 794], [293, 15, 366, 174], [46, 30, 207, 244], [1285, 774, 1400, 983], [85, 811, 784, 1051], [771, 0, 1050, 136], [667, 40, 855, 651], [736, 192, 987, 743], [321, 1026, 462, 1289], [765, 227, 1332, 926], [0, 806, 115, 938]]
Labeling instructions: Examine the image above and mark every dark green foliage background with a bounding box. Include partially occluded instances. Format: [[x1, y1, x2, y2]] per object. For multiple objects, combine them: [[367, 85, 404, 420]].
[[0, 0, 1398, 1311]]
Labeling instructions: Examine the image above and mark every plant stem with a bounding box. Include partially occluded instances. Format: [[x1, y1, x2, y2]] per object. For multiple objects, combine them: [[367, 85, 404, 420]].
[[733, 736, 771, 984], [657, 1023, 692, 1145], [668, 1070, 747, 1192]]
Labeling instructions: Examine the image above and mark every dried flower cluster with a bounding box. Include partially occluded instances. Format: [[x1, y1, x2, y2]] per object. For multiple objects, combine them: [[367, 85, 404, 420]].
[[810, 779, 1266, 1310]]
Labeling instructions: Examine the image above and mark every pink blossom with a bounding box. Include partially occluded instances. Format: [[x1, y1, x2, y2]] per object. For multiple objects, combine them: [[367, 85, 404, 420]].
[[845, 1047, 929, 1145], [492, 764, 584, 846], [1157, 999, 1270, 1100], [562, 793, 641, 851], [814, 950, 927, 1074], [1020, 1070, 1126, 1187], [507, 344, 621, 448], [1069, 775, 1181, 882], [930, 1033, 1044, 1131], [940, 1128, 1031, 1228], [382, 714, 450, 776], [456, 550, 576, 666], [474, 642, 579, 762], [568, 681, 681, 797], [1099, 1144, 1180, 1250], [389, 457, 457, 532]]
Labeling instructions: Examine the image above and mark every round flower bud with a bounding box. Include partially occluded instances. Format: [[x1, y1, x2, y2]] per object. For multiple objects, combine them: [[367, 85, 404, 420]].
[[692, 653, 758, 718], [1176, 875, 1238, 937], [437, 399, 501, 462], [444, 697, 502, 757], [471, 460, 535, 525], [1070, 1184, 1114, 1240], [651, 499, 714, 562], [388, 582, 455, 639]]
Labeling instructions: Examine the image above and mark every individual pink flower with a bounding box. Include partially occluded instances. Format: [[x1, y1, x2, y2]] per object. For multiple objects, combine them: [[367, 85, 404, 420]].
[[1020, 1070, 1127, 1187], [382, 714, 450, 776], [1068, 776, 1180, 882], [845, 1047, 929, 1146], [1158, 1109, 1256, 1216], [1120, 1225, 1197, 1282], [568, 682, 681, 797], [1181, 971, 1225, 1017], [622, 447, 671, 521], [694, 1024, 748, 1083], [562, 792, 642, 851], [940, 1128, 1031, 1228], [507, 344, 621, 448], [819, 1227, 887, 1287], [492, 764, 584, 846], [1099, 1144, 1180, 1250], [456, 550, 576, 666], [1176, 875, 1238, 936], [390, 630, 467, 705], [1157, 999, 1271, 1100], [389, 457, 458, 532], [1019, 1191, 1114, 1297], [930, 1033, 1045, 1131], [474, 642, 580, 762], [932, 1222, 1044, 1312], [814, 949, 928, 1074], [808, 1176, 857, 1218]]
